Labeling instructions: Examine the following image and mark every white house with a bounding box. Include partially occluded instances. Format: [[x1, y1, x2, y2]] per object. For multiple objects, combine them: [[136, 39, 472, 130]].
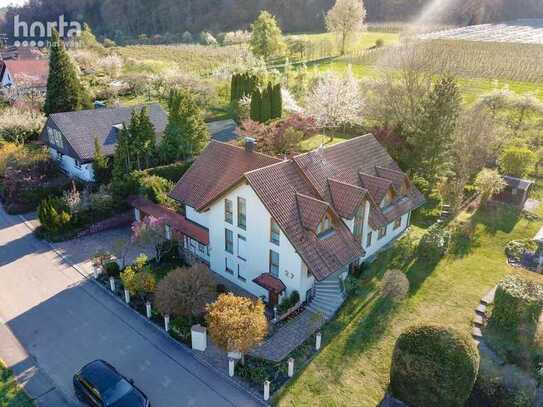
[[39, 105, 241, 182], [39, 104, 168, 182], [167, 136, 424, 319]]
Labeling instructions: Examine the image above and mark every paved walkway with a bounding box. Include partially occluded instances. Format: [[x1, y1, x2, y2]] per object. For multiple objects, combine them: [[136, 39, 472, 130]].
[[1, 206, 264, 406], [250, 310, 324, 362]]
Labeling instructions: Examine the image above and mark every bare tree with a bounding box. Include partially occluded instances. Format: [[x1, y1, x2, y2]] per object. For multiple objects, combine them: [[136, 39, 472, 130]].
[[154, 264, 216, 321]]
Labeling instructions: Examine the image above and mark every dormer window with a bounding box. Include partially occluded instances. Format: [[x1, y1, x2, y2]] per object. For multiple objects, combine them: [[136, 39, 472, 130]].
[[381, 189, 395, 208], [317, 213, 333, 237], [400, 180, 409, 196]]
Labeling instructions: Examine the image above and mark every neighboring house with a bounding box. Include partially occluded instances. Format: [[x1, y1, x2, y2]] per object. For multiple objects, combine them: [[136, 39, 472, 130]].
[[0, 46, 44, 61], [492, 175, 534, 209], [206, 119, 239, 143], [0, 59, 49, 92], [166, 135, 424, 318], [39, 104, 168, 182]]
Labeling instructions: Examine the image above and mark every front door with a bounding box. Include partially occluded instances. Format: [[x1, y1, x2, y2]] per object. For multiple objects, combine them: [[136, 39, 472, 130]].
[[268, 291, 279, 307]]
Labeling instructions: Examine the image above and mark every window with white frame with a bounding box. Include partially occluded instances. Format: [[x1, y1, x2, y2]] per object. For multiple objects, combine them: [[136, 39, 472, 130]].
[[394, 217, 402, 230], [270, 219, 280, 245], [224, 199, 233, 224], [378, 226, 386, 240], [366, 231, 373, 247], [269, 250, 279, 277], [316, 213, 333, 237], [353, 205, 365, 240], [74, 159, 82, 169], [237, 234, 247, 260], [225, 257, 234, 274], [225, 229, 234, 254], [237, 197, 246, 230], [237, 263, 246, 282]]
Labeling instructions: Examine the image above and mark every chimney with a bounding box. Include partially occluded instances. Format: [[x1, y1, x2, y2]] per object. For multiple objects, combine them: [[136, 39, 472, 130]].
[[245, 137, 256, 153]]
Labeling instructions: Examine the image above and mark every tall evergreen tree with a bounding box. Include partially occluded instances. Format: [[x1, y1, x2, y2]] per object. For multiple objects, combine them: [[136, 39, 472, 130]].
[[160, 88, 209, 163], [261, 84, 272, 122], [271, 83, 282, 119], [44, 29, 92, 115], [93, 138, 111, 185], [408, 75, 462, 186], [250, 89, 262, 122], [249, 11, 287, 60]]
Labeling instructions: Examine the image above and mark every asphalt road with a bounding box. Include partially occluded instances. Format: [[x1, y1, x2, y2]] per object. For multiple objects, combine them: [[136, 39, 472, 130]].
[[0, 205, 264, 407]]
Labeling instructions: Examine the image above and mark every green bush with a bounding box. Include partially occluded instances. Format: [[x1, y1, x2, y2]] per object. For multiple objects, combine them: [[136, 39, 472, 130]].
[[142, 161, 191, 182], [490, 276, 543, 340], [136, 174, 173, 204], [390, 324, 480, 407], [104, 261, 121, 277], [37, 197, 72, 233], [505, 239, 538, 264], [375, 38, 385, 48], [418, 224, 450, 261], [277, 290, 300, 315]]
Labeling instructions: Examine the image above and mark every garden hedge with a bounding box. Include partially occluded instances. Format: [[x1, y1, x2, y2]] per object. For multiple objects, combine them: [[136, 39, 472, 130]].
[[390, 324, 480, 407], [142, 161, 191, 182], [490, 276, 543, 340]]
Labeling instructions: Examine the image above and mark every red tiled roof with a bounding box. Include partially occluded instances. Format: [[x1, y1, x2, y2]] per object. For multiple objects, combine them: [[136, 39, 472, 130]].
[[128, 196, 209, 245], [169, 140, 281, 211], [253, 273, 286, 294], [359, 172, 393, 204], [245, 161, 363, 281], [296, 193, 329, 232], [293, 135, 424, 229], [375, 166, 409, 192], [328, 178, 367, 220], [2, 59, 48, 87]]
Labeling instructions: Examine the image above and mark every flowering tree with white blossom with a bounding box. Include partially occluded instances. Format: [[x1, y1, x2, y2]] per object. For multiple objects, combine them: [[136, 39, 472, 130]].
[[305, 67, 363, 135]]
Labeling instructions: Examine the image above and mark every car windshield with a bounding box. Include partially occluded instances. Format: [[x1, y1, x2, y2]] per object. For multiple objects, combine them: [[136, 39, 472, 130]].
[[102, 378, 133, 405]]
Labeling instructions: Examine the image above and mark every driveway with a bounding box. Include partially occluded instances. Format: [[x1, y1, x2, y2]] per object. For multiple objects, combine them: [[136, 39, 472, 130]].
[[0, 205, 264, 407]]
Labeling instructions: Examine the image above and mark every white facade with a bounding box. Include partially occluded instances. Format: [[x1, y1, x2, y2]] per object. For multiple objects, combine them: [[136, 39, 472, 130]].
[[183, 179, 414, 305], [49, 147, 95, 182], [185, 182, 316, 302]]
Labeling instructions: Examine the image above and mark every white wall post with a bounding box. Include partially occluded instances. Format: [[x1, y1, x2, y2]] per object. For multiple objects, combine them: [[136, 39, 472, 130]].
[[164, 315, 170, 332], [124, 289, 130, 304], [263, 380, 270, 401], [165, 224, 172, 240], [191, 325, 207, 351], [92, 265, 101, 279], [273, 306, 278, 322], [109, 276, 115, 292], [288, 357, 294, 378], [228, 358, 235, 377], [134, 208, 141, 222], [146, 301, 152, 319], [315, 332, 322, 351]]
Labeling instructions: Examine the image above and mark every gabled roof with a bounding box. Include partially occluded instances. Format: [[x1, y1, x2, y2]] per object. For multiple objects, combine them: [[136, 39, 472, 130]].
[[1, 59, 48, 87], [359, 172, 393, 204], [375, 166, 409, 191], [253, 273, 286, 294], [327, 178, 367, 220], [43, 104, 167, 162], [245, 160, 363, 281], [169, 140, 281, 211], [296, 193, 330, 232]]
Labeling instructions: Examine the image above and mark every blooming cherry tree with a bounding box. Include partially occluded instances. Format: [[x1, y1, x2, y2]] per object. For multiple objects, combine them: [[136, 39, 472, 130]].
[[132, 215, 170, 263]]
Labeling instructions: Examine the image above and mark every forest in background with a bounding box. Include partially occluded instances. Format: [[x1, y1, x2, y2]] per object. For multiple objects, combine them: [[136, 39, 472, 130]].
[[1, 0, 543, 41]]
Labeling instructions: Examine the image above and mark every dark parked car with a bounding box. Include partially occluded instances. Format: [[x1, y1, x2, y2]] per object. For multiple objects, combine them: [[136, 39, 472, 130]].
[[73, 360, 150, 407]]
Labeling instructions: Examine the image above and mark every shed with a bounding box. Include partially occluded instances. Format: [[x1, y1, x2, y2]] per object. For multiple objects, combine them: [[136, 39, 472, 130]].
[[492, 175, 534, 209]]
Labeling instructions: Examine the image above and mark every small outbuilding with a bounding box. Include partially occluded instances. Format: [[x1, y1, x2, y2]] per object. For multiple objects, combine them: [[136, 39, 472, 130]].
[[491, 175, 534, 209]]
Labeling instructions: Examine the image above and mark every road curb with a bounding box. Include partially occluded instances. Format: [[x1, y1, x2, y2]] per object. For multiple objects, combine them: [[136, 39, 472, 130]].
[[18, 213, 268, 406]]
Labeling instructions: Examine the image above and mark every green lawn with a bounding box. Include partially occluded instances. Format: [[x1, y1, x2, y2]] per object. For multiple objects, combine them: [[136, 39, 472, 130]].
[[286, 32, 400, 52], [0, 361, 33, 407], [276, 204, 543, 406]]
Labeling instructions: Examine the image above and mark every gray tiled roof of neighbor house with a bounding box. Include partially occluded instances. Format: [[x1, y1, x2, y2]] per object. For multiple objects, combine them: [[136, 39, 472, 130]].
[[206, 119, 239, 143], [503, 175, 534, 191], [45, 104, 168, 162]]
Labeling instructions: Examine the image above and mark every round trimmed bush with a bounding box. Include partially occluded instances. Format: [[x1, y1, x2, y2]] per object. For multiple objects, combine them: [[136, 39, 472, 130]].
[[491, 275, 543, 336], [104, 261, 121, 277], [390, 324, 480, 407]]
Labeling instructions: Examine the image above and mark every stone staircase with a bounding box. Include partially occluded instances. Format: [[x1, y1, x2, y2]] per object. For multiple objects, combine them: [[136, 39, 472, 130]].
[[306, 278, 345, 320]]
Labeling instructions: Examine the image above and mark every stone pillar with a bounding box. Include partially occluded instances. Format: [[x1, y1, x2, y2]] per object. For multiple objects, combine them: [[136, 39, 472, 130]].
[[146, 302, 152, 319], [315, 332, 322, 351], [228, 358, 235, 377], [164, 315, 170, 332], [124, 289, 130, 304], [191, 325, 207, 351], [273, 306, 278, 322], [263, 380, 270, 401], [134, 208, 141, 222], [109, 277, 115, 292], [288, 357, 294, 378]]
